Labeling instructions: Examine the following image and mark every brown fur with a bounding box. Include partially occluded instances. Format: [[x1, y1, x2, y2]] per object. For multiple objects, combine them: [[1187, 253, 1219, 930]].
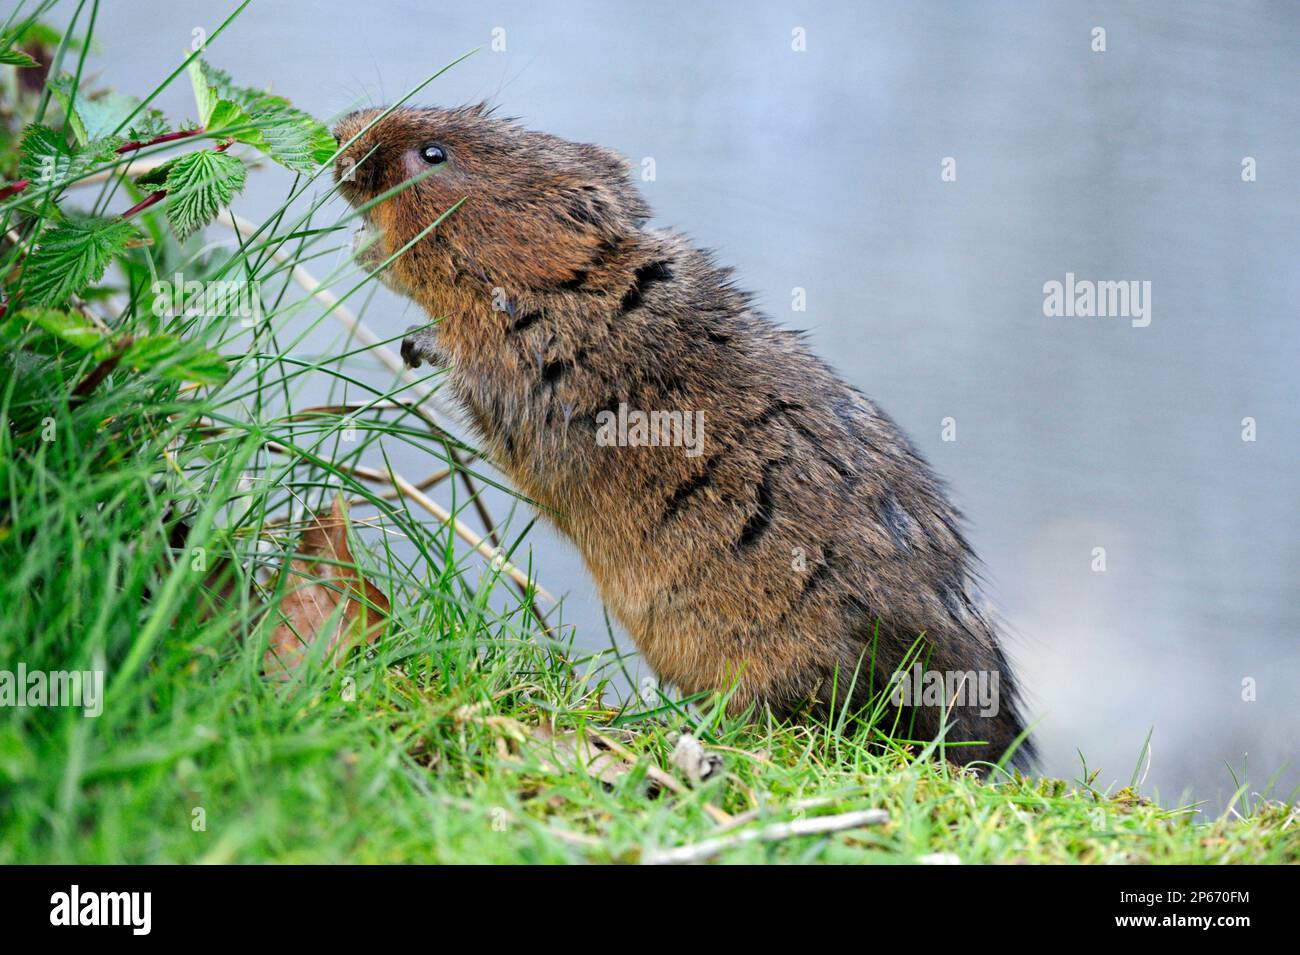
[[333, 105, 1032, 767]]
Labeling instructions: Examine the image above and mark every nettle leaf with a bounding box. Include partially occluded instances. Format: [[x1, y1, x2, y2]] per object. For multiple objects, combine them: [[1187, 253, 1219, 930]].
[[17, 125, 119, 189], [122, 109, 170, 142], [9, 21, 72, 52], [158, 149, 247, 239], [188, 58, 335, 172], [9, 312, 227, 386], [49, 76, 167, 146], [187, 59, 256, 122], [0, 47, 39, 68], [23, 216, 140, 307], [83, 137, 128, 166], [204, 97, 255, 140], [48, 77, 127, 144], [188, 59, 221, 126], [244, 101, 337, 173], [76, 94, 138, 140], [14, 307, 108, 353], [169, 349, 229, 386], [0, 25, 45, 67], [122, 334, 228, 385], [17, 124, 73, 184]]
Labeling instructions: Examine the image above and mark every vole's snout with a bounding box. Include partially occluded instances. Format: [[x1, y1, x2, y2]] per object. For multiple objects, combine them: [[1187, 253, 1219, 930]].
[[332, 108, 392, 275], [332, 108, 386, 201]]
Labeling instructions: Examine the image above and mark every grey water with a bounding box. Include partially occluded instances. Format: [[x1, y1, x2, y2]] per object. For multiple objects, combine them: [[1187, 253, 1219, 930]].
[[76, 1, 1298, 809]]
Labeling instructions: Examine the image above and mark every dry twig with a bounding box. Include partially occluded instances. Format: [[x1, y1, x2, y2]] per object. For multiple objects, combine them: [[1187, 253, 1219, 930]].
[[644, 808, 889, 865]]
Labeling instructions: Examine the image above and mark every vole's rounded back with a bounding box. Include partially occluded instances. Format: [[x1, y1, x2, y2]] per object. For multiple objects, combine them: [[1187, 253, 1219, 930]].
[[334, 105, 1032, 767]]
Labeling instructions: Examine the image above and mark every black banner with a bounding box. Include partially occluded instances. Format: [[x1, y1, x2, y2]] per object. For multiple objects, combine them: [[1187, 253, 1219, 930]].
[[0, 864, 1289, 939]]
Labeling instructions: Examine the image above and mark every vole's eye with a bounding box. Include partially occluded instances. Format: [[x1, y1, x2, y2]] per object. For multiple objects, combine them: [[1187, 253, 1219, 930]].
[[419, 143, 447, 165]]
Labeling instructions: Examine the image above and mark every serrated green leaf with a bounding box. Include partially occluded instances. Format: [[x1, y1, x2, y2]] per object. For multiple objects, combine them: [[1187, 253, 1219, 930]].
[[209, 95, 335, 173], [246, 101, 337, 172], [9, 21, 75, 52], [204, 98, 254, 140], [160, 149, 247, 239], [48, 77, 131, 144], [0, 48, 39, 67], [17, 125, 120, 189], [165, 348, 229, 385], [121, 109, 170, 142], [123, 334, 228, 385], [14, 307, 106, 352], [121, 334, 180, 368], [48, 76, 165, 146], [187, 58, 221, 125], [187, 58, 336, 172], [17, 124, 72, 184], [82, 137, 128, 166], [76, 94, 141, 142], [188, 60, 261, 115], [22, 216, 140, 307]]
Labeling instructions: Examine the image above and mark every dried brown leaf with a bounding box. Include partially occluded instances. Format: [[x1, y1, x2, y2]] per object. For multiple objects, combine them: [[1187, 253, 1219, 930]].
[[527, 726, 631, 787], [263, 496, 390, 678]]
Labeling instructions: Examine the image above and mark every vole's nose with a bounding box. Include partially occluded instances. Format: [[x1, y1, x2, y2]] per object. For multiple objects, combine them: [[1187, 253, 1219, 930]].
[[332, 108, 382, 147], [332, 108, 385, 196]]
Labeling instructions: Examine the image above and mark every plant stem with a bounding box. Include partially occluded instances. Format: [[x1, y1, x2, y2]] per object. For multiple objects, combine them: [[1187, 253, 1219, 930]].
[[0, 179, 30, 201], [115, 126, 204, 155], [120, 190, 165, 220]]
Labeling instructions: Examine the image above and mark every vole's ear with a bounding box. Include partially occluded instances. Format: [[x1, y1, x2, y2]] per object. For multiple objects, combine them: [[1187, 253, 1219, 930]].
[[557, 144, 651, 239], [482, 140, 651, 290]]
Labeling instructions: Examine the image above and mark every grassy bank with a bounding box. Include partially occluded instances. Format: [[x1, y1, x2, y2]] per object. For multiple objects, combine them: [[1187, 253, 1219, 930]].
[[0, 3, 1296, 865], [4, 607, 1297, 863]]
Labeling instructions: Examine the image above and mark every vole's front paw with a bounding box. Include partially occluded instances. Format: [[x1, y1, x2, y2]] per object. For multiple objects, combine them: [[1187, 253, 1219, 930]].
[[400, 326, 441, 369]]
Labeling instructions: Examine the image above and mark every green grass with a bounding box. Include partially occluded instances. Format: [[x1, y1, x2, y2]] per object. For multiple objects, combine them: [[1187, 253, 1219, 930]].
[[1, 1, 1297, 866], [4, 595, 1298, 863]]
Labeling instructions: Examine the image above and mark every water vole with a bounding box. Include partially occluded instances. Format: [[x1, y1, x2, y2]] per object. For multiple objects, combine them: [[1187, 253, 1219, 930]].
[[333, 104, 1031, 767]]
